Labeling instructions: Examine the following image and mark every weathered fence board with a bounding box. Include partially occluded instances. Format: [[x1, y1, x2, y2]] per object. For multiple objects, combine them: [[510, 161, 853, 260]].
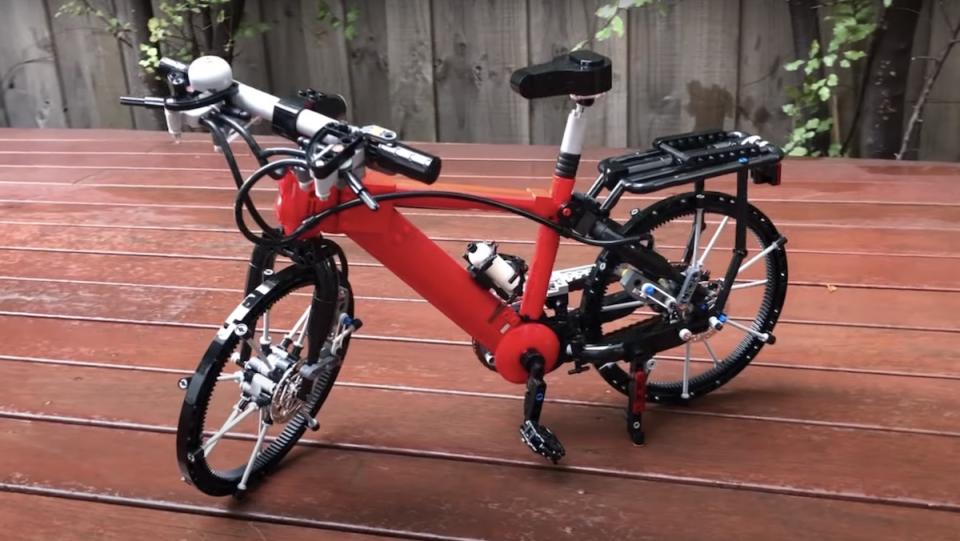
[[384, 0, 436, 140], [627, 0, 741, 148], [44, 0, 133, 129], [0, 1, 66, 128], [736, 0, 798, 145], [432, 0, 529, 143], [261, 0, 353, 114], [528, 0, 628, 147], [5, 0, 959, 160], [917, 0, 960, 162]]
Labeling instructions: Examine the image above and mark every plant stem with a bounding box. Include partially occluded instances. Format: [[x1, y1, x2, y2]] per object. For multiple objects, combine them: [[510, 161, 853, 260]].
[[897, 5, 960, 159]]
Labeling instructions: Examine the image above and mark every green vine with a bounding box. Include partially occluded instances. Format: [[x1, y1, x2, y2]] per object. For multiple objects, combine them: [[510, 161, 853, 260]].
[[574, 0, 663, 51], [781, 0, 890, 157]]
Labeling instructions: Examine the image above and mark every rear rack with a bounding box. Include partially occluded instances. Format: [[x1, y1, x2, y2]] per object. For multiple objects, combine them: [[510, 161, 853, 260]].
[[597, 129, 783, 195]]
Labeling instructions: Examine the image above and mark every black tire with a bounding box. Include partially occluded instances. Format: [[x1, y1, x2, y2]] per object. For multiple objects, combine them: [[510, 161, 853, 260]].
[[176, 261, 352, 496], [585, 191, 788, 402]]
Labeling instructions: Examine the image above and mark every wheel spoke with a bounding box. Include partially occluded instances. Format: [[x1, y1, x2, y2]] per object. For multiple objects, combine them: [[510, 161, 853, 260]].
[[731, 278, 768, 290], [739, 238, 784, 273], [237, 411, 271, 491], [697, 215, 729, 267], [702, 339, 721, 367], [725, 318, 771, 342], [201, 400, 258, 459]]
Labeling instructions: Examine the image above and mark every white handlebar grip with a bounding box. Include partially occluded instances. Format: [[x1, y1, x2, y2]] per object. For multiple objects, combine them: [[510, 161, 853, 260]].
[[188, 56, 234, 93]]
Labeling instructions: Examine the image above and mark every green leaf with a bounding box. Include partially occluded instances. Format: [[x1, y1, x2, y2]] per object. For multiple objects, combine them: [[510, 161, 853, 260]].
[[826, 73, 839, 87], [818, 86, 831, 102], [788, 146, 809, 157], [805, 118, 820, 130], [596, 26, 613, 41], [823, 54, 836, 67], [828, 143, 844, 157], [781, 103, 796, 116], [572, 39, 588, 51], [610, 14, 624, 37], [596, 4, 618, 18], [784, 59, 805, 72], [883, 0, 893, 7], [844, 50, 867, 61], [839, 59, 851, 68], [804, 57, 820, 75]]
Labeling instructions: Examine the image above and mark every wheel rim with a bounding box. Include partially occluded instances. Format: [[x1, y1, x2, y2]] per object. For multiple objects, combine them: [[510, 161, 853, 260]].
[[588, 192, 787, 400], [178, 265, 351, 494]]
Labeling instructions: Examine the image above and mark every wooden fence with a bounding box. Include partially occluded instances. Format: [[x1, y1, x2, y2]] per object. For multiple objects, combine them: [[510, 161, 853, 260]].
[[1, 0, 958, 160]]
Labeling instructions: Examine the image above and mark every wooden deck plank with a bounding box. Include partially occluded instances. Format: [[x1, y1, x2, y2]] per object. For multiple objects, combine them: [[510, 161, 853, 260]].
[[9, 421, 958, 541], [2, 363, 959, 506], [4, 313, 958, 380], [0, 491, 386, 541], [2, 128, 958, 536], [2, 231, 959, 291], [2, 335, 959, 435], [2, 273, 958, 337]]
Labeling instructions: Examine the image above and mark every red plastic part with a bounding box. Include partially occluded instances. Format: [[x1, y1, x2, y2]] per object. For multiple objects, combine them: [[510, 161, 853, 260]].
[[274, 169, 575, 384], [493, 323, 560, 384]]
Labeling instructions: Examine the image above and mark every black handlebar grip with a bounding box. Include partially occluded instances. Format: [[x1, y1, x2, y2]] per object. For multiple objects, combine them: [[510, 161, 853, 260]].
[[368, 141, 442, 184]]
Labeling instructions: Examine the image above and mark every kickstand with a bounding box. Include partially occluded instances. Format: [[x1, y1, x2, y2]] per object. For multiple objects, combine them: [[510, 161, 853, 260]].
[[627, 356, 652, 445], [519, 352, 565, 463]]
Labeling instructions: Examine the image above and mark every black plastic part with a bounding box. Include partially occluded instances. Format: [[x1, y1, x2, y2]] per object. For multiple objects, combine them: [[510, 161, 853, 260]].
[[366, 140, 442, 184], [554, 152, 581, 178], [298, 89, 348, 120], [272, 98, 303, 139], [510, 50, 612, 99]]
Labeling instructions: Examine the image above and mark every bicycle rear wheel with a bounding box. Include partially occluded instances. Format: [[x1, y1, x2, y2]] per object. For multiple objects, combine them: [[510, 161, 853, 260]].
[[176, 261, 352, 496], [584, 191, 788, 402]]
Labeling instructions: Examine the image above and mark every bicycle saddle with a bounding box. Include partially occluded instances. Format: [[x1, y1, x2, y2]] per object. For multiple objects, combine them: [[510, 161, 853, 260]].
[[510, 50, 612, 99]]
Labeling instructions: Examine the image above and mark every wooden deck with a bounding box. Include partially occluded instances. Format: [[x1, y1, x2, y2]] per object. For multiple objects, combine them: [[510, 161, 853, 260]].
[[0, 128, 958, 540]]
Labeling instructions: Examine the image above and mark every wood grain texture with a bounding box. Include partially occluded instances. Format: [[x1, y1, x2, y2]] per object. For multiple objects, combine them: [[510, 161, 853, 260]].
[[43, 0, 133, 129], [260, 0, 352, 113], [627, 0, 740, 147], [347, 0, 391, 127], [232, 0, 272, 92], [385, 0, 436, 140], [917, 0, 960, 161], [737, 0, 798, 145], [0, 1, 66, 128], [432, 0, 529, 143], [527, 0, 629, 147]]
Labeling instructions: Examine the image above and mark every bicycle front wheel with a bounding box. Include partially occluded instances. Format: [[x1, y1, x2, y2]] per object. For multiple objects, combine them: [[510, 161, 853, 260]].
[[176, 261, 352, 496]]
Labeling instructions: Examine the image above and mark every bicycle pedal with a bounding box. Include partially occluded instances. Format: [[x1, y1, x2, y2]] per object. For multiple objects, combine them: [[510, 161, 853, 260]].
[[520, 420, 565, 463]]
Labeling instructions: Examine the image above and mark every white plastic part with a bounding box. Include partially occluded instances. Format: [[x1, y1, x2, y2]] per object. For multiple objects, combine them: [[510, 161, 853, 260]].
[[559, 104, 588, 155], [187, 56, 234, 92], [466, 242, 521, 296]]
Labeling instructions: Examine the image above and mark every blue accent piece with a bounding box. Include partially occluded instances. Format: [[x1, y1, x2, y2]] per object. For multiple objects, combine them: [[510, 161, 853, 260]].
[[342, 315, 354, 327], [718, 313, 728, 323], [643, 285, 656, 295], [700, 304, 708, 311], [535, 392, 545, 402], [738, 156, 749, 164]]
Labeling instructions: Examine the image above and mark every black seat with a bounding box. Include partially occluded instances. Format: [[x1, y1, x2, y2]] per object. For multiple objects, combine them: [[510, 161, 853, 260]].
[[510, 50, 612, 99]]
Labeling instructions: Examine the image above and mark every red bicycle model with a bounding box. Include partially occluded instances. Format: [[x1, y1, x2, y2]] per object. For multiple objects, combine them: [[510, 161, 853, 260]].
[[122, 52, 787, 497]]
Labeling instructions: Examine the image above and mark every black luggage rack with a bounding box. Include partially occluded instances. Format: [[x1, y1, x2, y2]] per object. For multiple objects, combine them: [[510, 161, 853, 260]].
[[596, 129, 784, 197]]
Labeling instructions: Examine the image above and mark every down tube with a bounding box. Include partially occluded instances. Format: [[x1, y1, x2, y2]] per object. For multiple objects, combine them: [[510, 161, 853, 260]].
[[346, 208, 521, 352]]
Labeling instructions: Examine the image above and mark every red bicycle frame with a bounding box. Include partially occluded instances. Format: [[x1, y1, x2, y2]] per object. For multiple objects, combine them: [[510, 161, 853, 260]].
[[274, 169, 577, 383]]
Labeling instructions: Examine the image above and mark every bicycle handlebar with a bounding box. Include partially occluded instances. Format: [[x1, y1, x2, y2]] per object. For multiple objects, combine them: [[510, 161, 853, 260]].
[[120, 56, 442, 185]]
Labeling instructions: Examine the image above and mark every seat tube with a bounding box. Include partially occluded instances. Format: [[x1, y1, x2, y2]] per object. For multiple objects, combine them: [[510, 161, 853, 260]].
[[519, 103, 588, 319]]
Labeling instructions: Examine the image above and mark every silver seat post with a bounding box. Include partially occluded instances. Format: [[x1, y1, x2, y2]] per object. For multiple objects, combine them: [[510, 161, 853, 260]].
[[554, 96, 597, 180]]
